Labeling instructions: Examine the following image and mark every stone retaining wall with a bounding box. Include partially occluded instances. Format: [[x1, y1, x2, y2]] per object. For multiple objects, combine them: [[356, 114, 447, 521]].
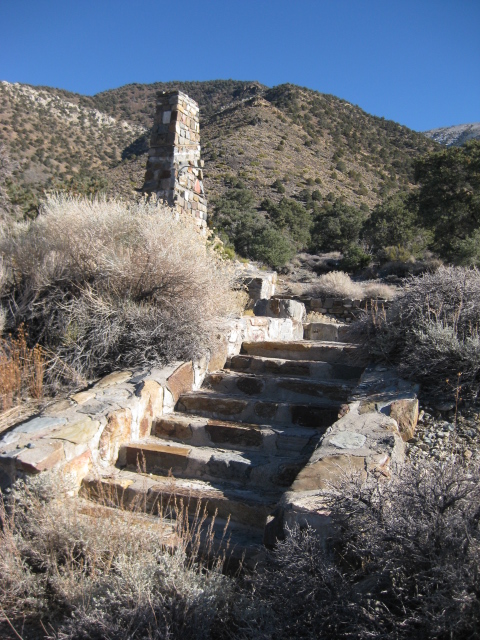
[[274, 295, 390, 322], [0, 316, 301, 491]]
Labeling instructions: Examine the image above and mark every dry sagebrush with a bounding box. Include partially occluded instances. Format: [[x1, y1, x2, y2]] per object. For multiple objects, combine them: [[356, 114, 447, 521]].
[[247, 456, 480, 640], [0, 473, 236, 640], [362, 266, 480, 396], [1, 195, 240, 380]]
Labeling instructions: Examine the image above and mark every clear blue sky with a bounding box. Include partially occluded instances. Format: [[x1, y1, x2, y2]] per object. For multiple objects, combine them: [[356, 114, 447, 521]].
[[1, 0, 479, 131]]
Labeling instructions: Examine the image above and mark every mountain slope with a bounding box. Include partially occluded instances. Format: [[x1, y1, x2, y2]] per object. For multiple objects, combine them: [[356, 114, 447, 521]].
[[424, 123, 480, 147], [0, 79, 439, 214]]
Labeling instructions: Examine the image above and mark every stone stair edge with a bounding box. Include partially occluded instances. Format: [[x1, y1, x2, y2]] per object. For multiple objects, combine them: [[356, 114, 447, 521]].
[[264, 363, 420, 544]]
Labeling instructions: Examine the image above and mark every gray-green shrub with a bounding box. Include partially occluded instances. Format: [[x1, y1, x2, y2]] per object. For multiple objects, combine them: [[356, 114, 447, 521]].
[[364, 266, 480, 396], [0, 194, 239, 380]]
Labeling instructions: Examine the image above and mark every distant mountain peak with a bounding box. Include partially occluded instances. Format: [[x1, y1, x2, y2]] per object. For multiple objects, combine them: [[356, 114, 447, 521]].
[[423, 122, 480, 147]]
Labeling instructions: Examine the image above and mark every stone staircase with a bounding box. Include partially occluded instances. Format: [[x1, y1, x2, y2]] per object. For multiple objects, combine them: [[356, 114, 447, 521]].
[[82, 323, 364, 560]]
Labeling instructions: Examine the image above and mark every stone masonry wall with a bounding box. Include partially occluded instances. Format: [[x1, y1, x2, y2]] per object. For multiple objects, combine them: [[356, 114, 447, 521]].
[[142, 90, 207, 232], [0, 316, 301, 491], [274, 295, 390, 322]]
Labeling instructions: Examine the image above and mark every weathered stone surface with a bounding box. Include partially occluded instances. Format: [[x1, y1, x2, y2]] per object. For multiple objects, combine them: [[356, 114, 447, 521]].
[[166, 362, 194, 402], [52, 418, 101, 445], [389, 398, 419, 441], [71, 390, 96, 405], [99, 408, 132, 463], [206, 421, 263, 447], [135, 380, 163, 439], [236, 376, 265, 395], [1, 416, 67, 445], [43, 399, 74, 414], [153, 416, 193, 440], [207, 335, 229, 372], [126, 443, 190, 473], [329, 431, 367, 450], [96, 370, 132, 388], [63, 450, 92, 486], [254, 298, 306, 322], [178, 394, 248, 416], [16, 440, 65, 473]]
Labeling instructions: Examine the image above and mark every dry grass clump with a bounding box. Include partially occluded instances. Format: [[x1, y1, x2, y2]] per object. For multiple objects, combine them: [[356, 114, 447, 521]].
[[308, 272, 397, 301], [362, 281, 397, 300], [363, 266, 480, 396], [0, 194, 240, 381], [0, 326, 45, 410], [0, 472, 235, 640], [310, 271, 364, 299]]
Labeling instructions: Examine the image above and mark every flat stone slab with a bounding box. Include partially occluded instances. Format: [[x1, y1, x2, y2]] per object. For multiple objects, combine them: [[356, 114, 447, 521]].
[[1, 417, 67, 445], [51, 418, 101, 444], [95, 370, 132, 388], [329, 431, 366, 450], [16, 440, 65, 473]]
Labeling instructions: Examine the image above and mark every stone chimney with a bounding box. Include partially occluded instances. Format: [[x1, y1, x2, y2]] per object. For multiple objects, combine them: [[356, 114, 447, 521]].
[[142, 90, 207, 231]]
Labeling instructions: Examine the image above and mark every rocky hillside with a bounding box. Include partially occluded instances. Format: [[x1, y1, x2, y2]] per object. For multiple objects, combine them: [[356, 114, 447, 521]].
[[0, 79, 439, 215], [424, 122, 480, 147]]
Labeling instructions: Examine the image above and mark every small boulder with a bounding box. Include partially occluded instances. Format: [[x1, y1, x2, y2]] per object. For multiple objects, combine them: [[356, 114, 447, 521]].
[[254, 298, 306, 322]]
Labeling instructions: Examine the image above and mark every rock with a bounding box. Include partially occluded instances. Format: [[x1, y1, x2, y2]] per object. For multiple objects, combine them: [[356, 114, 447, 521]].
[[389, 398, 419, 441], [134, 380, 163, 439], [329, 431, 367, 450], [16, 440, 65, 473], [253, 298, 306, 322], [96, 370, 132, 389], [166, 362, 194, 403], [62, 450, 92, 487], [51, 417, 101, 445], [2, 416, 67, 441], [71, 390, 97, 405], [99, 408, 132, 464]]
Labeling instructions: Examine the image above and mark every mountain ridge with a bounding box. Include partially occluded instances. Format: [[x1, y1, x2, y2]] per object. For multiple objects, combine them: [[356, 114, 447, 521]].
[[424, 122, 480, 147], [0, 79, 439, 215]]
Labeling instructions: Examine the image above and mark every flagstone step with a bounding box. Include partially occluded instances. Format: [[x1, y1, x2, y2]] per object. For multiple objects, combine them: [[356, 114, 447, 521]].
[[204, 371, 355, 403], [241, 340, 363, 364], [176, 390, 344, 429], [152, 413, 319, 456], [81, 470, 276, 530], [229, 354, 363, 381], [124, 439, 309, 489]]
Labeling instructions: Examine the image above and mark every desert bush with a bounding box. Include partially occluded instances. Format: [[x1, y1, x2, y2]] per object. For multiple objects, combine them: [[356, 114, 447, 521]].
[[338, 243, 371, 272], [362, 281, 396, 300], [364, 266, 480, 396], [0, 194, 239, 380], [247, 456, 480, 639], [310, 271, 364, 299], [0, 472, 235, 640]]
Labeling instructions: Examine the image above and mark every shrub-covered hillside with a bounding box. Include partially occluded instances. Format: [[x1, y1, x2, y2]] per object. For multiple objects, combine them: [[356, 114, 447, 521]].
[[0, 79, 438, 218]]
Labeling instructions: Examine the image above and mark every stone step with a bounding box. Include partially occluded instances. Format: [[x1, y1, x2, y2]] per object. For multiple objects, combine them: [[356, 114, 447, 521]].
[[241, 340, 363, 364], [153, 413, 319, 456], [204, 371, 354, 403], [81, 470, 277, 530], [176, 391, 344, 429], [124, 439, 308, 489], [303, 321, 355, 342], [229, 354, 364, 381]]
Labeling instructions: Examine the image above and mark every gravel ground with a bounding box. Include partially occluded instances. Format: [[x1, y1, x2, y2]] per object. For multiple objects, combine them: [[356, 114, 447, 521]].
[[406, 400, 480, 464]]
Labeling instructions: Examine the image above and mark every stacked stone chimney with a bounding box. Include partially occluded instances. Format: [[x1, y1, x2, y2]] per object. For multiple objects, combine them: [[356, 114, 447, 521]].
[[142, 90, 207, 232]]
